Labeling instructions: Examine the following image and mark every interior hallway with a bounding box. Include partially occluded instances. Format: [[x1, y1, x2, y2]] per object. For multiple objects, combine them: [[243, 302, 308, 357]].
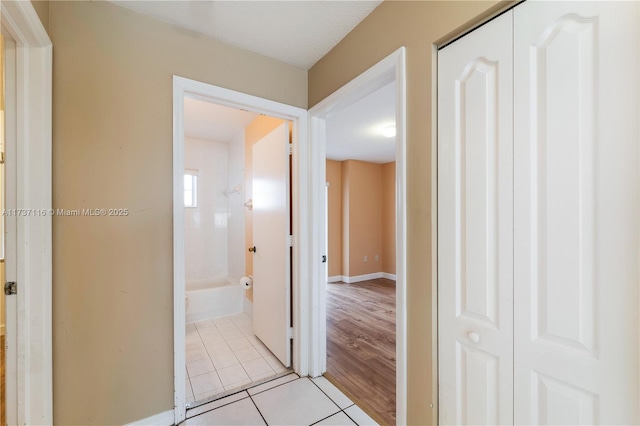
[[325, 278, 396, 425]]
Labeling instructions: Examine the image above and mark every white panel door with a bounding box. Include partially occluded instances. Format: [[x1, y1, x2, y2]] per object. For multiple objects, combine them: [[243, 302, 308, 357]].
[[252, 122, 291, 367], [513, 2, 639, 424], [438, 11, 514, 425]]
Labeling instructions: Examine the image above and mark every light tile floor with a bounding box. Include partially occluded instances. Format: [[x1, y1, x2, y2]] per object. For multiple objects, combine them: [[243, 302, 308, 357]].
[[182, 373, 379, 426], [186, 313, 289, 403]]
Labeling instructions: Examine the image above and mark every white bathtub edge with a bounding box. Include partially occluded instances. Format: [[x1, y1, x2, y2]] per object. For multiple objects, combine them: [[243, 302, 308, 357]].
[[243, 297, 253, 318]]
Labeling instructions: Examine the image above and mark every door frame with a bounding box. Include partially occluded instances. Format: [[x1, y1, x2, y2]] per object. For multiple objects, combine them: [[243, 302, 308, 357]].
[[172, 76, 309, 424], [0, 1, 53, 425], [307, 47, 407, 424]]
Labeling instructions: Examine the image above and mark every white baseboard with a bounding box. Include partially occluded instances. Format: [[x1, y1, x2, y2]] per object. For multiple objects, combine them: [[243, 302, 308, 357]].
[[328, 272, 396, 283], [124, 409, 174, 426], [344, 272, 382, 283]]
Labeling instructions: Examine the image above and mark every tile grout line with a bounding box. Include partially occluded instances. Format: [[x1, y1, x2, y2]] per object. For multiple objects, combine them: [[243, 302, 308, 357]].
[[308, 377, 344, 411], [189, 374, 360, 425], [190, 316, 283, 401], [308, 377, 360, 425], [219, 323, 276, 390], [248, 392, 270, 425], [342, 408, 360, 426], [186, 392, 251, 420], [190, 370, 298, 414], [194, 320, 225, 398], [248, 374, 301, 397], [203, 319, 241, 395], [184, 327, 198, 401]]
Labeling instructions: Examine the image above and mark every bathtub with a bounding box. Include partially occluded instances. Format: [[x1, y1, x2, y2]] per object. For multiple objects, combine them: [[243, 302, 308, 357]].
[[185, 277, 243, 323]]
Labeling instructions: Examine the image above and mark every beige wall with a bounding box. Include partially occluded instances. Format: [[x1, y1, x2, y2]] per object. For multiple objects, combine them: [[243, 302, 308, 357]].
[[326, 160, 343, 277], [244, 116, 287, 302], [381, 162, 396, 275], [341, 161, 351, 276], [343, 160, 382, 277], [30, 0, 49, 33], [329, 160, 395, 278], [49, 1, 306, 424], [308, 1, 504, 423]]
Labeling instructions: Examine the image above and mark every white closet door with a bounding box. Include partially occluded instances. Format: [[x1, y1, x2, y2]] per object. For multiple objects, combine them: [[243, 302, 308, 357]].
[[438, 11, 514, 425], [513, 2, 639, 424]]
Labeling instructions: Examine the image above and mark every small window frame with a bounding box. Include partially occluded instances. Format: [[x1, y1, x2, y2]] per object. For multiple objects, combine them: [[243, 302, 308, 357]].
[[184, 169, 198, 208]]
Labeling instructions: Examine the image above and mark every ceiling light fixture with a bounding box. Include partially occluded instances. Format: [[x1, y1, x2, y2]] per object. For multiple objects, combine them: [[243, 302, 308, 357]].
[[381, 125, 396, 138]]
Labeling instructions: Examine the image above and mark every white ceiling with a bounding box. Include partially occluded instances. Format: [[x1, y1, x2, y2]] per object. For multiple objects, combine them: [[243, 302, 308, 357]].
[[184, 97, 257, 142], [157, 0, 393, 158], [110, 0, 382, 70], [185, 83, 395, 163], [326, 81, 396, 164]]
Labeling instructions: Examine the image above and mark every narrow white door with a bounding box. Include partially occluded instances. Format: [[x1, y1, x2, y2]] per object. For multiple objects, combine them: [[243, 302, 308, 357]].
[[513, 2, 639, 424], [252, 122, 291, 367], [438, 11, 514, 425]]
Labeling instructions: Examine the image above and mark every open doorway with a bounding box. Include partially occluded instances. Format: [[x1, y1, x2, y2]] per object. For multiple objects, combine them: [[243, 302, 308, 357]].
[[181, 98, 293, 406], [172, 77, 310, 424], [324, 81, 397, 424], [308, 47, 407, 426]]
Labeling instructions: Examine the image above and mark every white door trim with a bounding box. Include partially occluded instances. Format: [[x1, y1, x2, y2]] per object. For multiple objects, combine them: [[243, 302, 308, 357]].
[[307, 47, 407, 425], [0, 1, 53, 425], [172, 76, 309, 425]]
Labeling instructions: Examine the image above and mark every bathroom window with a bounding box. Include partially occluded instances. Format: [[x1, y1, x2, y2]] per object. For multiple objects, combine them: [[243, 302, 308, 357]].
[[184, 170, 198, 208]]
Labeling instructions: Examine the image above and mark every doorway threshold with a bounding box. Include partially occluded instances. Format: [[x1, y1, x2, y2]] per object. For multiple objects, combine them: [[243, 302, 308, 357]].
[[186, 369, 295, 413]]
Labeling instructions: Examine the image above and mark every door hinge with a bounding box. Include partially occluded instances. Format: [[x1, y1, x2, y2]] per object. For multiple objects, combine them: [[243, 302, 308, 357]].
[[288, 235, 293, 247], [4, 281, 17, 296], [288, 327, 294, 339], [288, 144, 293, 155], [0, 152, 4, 164]]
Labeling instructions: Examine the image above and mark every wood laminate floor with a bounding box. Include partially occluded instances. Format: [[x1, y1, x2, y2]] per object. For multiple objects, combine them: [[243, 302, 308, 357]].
[[325, 278, 396, 426]]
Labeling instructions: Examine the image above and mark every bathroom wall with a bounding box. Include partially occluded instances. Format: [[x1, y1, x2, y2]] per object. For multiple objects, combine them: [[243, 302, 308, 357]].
[[227, 130, 246, 284], [185, 137, 229, 282]]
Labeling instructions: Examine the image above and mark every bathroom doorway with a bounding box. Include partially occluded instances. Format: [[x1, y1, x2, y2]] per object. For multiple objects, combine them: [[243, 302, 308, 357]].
[[182, 98, 292, 405], [172, 76, 310, 424]]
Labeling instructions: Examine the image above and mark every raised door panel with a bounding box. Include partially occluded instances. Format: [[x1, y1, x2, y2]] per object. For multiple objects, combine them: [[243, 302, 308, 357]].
[[457, 59, 500, 328], [438, 11, 513, 425], [514, 2, 639, 424]]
